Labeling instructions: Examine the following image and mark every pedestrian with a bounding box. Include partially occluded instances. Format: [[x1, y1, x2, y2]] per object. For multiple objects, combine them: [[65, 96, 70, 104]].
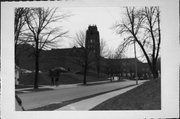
[[54, 69, 60, 87], [49, 69, 55, 86]]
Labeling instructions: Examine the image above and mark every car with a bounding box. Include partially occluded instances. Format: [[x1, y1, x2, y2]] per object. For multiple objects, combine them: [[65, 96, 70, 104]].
[[108, 76, 119, 81]]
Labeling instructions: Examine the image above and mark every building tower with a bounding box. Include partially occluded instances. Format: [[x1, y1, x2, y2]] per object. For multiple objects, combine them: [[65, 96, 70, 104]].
[[85, 25, 100, 58], [85, 25, 100, 76]]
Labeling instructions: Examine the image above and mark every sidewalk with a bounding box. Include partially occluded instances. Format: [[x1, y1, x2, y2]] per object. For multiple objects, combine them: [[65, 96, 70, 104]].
[[56, 82, 145, 110]]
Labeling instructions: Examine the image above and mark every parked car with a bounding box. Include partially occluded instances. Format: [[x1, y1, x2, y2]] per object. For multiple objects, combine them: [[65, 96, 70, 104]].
[[108, 76, 119, 81]]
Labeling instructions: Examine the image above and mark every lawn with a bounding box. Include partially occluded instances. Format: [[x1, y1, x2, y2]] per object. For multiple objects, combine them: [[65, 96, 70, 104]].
[[17, 71, 109, 89], [91, 79, 161, 110]]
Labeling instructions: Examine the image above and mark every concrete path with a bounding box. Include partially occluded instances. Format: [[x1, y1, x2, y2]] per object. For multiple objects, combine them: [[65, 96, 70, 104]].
[[56, 82, 144, 111], [17, 80, 147, 110]]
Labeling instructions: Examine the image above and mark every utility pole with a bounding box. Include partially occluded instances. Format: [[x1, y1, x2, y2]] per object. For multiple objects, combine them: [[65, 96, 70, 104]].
[[134, 39, 138, 85]]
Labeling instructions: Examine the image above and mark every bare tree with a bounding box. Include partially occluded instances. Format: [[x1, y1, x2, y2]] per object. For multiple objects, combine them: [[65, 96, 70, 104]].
[[141, 7, 161, 78], [113, 45, 126, 80], [15, 8, 29, 47], [25, 7, 70, 89], [73, 30, 95, 85], [96, 38, 108, 78], [105, 52, 119, 81], [74, 30, 86, 47], [100, 38, 109, 58], [15, 8, 29, 65], [73, 30, 87, 70], [114, 44, 126, 59], [114, 7, 161, 78], [105, 47, 125, 81]]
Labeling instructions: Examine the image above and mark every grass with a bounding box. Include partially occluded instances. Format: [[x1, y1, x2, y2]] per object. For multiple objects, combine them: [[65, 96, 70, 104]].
[[18, 72, 51, 85], [91, 79, 161, 110], [18, 71, 109, 88]]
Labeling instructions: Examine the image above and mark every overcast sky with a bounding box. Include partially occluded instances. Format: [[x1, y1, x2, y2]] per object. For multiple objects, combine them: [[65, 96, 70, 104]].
[[54, 7, 137, 58], [60, 7, 122, 48]]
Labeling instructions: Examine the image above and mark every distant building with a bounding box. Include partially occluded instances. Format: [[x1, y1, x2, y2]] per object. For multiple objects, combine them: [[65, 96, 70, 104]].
[[103, 58, 152, 79], [85, 25, 100, 58], [85, 25, 100, 74]]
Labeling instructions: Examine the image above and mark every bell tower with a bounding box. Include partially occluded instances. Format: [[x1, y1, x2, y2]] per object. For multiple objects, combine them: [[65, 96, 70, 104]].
[[85, 25, 100, 76], [85, 25, 100, 58]]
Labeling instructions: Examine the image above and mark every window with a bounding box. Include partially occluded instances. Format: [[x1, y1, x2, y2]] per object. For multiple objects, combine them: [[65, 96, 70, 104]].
[[90, 39, 93, 43]]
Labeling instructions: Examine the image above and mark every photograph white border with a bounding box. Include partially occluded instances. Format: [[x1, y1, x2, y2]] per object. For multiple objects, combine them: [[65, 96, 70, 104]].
[[1, 0, 179, 119]]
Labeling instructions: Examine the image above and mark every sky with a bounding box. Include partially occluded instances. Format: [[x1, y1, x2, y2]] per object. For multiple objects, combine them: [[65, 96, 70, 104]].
[[53, 7, 137, 58]]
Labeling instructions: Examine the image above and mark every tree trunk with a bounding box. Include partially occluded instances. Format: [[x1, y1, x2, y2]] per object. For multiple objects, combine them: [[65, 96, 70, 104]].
[[83, 65, 87, 85], [134, 36, 159, 79], [96, 59, 100, 78], [83, 61, 87, 85], [83, 49, 88, 85], [152, 63, 158, 78], [34, 40, 39, 89]]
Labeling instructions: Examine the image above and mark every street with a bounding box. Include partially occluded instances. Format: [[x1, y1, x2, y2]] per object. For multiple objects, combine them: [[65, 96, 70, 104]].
[[17, 80, 147, 110]]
